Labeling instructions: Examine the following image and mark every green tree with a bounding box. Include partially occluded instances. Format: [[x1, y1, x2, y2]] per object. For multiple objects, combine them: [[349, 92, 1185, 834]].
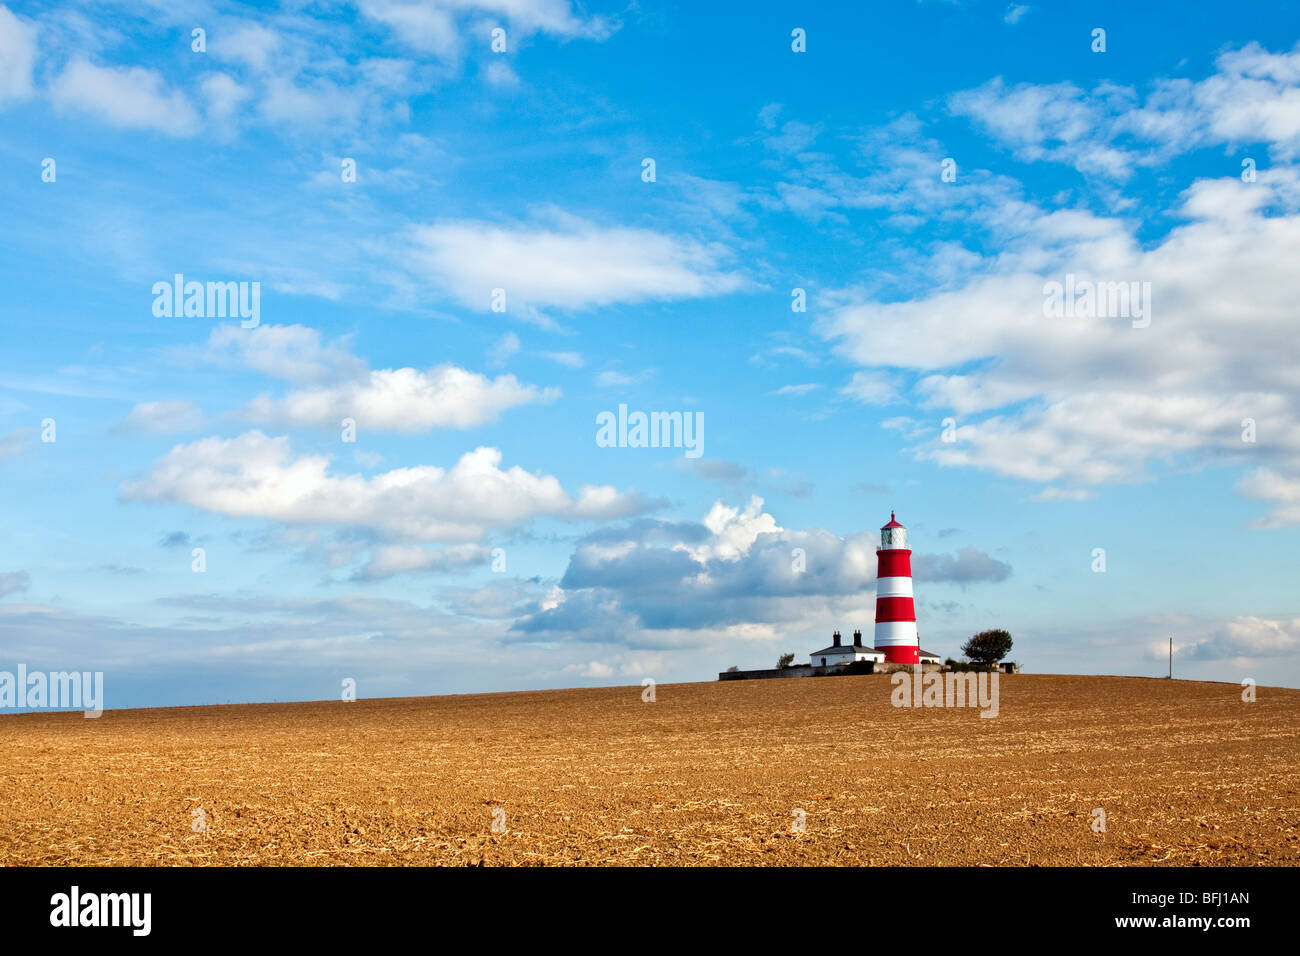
[[777, 652, 795, 669], [961, 629, 1013, 665]]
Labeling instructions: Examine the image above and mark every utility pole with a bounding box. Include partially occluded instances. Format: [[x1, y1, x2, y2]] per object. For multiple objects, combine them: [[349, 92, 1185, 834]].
[[1168, 637, 1172, 679]]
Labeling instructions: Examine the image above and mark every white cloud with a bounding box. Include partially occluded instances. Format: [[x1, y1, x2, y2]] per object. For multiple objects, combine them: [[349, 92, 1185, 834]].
[[1026, 487, 1096, 502], [489, 331, 520, 367], [840, 371, 900, 405], [771, 383, 819, 397], [207, 323, 555, 431], [484, 59, 519, 88], [819, 171, 1300, 524], [1175, 616, 1300, 661], [517, 497, 1013, 644], [563, 660, 614, 678], [1237, 469, 1300, 528], [594, 368, 653, 388], [351, 543, 490, 580], [207, 324, 364, 384], [1192, 43, 1300, 159], [50, 59, 199, 135], [211, 23, 282, 73], [258, 76, 363, 128], [121, 400, 204, 434], [541, 351, 584, 368], [123, 433, 653, 542], [244, 365, 558, 431], [686, 496, 782, 563], [359, 0, 616, 59], [0, 5, 37, 104], [950, 43, 1300, 177], [200, 73, 252, 122], [763, 119, 821, 155], [406, 215, 746, 322], [358, 1, 458, 58], [949, 77, 1141, 178], [1004, 4, 1030, 25]]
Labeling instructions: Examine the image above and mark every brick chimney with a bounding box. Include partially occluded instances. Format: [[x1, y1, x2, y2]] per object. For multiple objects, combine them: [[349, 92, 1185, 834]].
[[853, 629, 863, 647], [833, 630, 841, 647]]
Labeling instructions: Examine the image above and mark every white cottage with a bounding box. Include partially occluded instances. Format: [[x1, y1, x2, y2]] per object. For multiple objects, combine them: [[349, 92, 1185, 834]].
[[809, 629, 945, 668], [809, 630, 885, 667]]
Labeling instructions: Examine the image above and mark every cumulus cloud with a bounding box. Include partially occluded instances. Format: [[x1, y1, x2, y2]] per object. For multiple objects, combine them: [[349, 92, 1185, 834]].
[[1004, 4, 1030, 25], [0, 5, 37, 104], [1173, 616, 1300, 661], [540, 351, 584, 368], [440, 578, 547, 619], [819, 169, 1300, 525], [949, 78, 1141, 178], [210, 23, 282, 73], [949, 42, 1300, 176], [1237, 468, 1300, 528], [841, 371, 900, 405], [350, 543, 490, 580], [594, 368, 653, 388], [406, 215, 746, 322], [489, 331, 520, 367], [772, 383, 819, 397], [207, 324, 556, 430], [121, 400, 204, 434], [1026, 487, 1096, 503], [122, 432, 656, 543], [359, 0, 616, 59], [207, 324, 363, 384], [244, 365, 557, 431], [50, 59, 200, 135], [200, 72, 252, 122], [513, 498, 1010, 642]]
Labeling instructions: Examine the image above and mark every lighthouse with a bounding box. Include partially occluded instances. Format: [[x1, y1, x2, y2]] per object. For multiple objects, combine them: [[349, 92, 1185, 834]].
[[874, 511, 919, 665]]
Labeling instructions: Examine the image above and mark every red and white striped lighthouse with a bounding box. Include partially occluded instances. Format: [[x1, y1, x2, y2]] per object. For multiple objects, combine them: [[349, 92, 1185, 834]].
[[874, 511, 919, 665]]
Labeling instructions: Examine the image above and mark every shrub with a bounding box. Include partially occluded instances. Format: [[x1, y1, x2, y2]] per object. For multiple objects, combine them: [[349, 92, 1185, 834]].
[[961, 629, 1013, 665]]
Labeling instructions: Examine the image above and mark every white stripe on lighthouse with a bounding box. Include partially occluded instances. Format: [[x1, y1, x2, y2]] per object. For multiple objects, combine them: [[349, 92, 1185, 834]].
[[874, 620, 918, 646], [875, 576, 913, 598]]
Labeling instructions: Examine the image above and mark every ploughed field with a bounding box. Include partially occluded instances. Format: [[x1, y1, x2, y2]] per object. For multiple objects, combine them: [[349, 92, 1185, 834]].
[[1, 674, 1297, 866]]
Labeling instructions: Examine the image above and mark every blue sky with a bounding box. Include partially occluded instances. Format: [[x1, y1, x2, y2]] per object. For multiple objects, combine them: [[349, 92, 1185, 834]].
[[2, 0, 1299, 709]]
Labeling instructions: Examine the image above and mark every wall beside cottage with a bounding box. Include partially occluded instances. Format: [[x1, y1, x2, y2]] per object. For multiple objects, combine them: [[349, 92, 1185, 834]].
[[717, 662, 877, 681]]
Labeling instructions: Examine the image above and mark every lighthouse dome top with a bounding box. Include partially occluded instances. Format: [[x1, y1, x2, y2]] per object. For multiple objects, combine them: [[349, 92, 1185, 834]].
[[879, 512, 907, 550]]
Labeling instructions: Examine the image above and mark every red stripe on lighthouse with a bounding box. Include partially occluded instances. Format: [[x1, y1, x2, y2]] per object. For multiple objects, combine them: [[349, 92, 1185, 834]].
[[876, 549, 912, 578], [874, 596, 916, 622], [884, 645, 919, 664]]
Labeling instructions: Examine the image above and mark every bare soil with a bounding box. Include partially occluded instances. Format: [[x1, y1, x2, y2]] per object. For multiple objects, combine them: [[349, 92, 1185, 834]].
[[1, 674, 1296, 866]]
